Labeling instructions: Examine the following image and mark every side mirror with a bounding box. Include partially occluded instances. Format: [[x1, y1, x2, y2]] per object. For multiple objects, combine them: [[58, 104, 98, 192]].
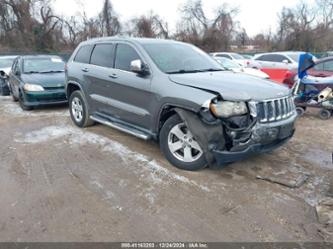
[[282, 59, 289, 64], [130, 60, 149, 75], [15, 70, 20, 76]]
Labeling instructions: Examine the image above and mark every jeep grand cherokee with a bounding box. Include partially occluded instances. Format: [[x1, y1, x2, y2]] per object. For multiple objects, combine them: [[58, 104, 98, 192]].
[[65, 38, 296, 171]]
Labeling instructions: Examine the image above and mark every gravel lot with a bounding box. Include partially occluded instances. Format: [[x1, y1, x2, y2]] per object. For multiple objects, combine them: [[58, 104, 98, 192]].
[[0, 96, 332, 242]]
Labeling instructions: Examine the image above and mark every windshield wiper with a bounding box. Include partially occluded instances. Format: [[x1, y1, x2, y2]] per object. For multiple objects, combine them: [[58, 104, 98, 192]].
[[199, 68, 225, 72], [167, 68, 225, 74], [166, 69, 203, 74], [40, 70, 64, 74]]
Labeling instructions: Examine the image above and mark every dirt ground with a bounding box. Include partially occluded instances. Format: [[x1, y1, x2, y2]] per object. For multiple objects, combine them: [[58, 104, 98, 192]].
[[0, 95, 332, 242]]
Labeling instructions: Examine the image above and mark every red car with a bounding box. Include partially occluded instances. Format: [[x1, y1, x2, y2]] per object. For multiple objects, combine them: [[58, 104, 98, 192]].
[[253, 52, 303, 88], [307, 56, 333, 77]]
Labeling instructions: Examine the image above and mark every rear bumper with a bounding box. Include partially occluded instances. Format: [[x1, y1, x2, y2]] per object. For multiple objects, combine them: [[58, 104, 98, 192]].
[[22, 89, 68, 106], [213, 114, 297, 165]]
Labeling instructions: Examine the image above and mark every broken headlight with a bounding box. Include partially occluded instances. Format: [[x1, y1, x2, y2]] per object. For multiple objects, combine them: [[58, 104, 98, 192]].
[[210, 101, 248, 118]]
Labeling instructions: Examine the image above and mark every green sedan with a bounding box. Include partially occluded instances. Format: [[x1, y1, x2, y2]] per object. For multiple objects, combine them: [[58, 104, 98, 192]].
[[8, 55, 67, 110]]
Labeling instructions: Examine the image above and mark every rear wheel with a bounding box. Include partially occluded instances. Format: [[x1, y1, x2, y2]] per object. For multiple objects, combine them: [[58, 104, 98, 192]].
[[160, 114, 207, 171], [69, 90, 94, 128], [319, 109, 332, 120]]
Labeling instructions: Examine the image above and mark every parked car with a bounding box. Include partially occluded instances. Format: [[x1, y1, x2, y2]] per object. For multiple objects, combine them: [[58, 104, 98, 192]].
[[307, 56, 333, 78], [214, 57, 270, 79], [8, 55, 67, 110], [210, 52, 261, 69], [66, 38, 296, 171], [253, 52, 305, 87], [0, 55, 17, 96]]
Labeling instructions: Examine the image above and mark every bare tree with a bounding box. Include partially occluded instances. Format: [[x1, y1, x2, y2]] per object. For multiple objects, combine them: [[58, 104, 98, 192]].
[[100, 0, 120, 36], [176, 0, 239, 51], [129, 11, 169, 38]]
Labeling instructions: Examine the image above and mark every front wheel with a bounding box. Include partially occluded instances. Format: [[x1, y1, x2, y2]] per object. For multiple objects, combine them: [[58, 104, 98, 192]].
[[69, 90, 94, 128], [159, 114, 207, 171]]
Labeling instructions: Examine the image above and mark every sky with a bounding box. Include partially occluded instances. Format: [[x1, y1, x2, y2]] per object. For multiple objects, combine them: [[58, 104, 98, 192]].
[[53, 0, 315, 37]]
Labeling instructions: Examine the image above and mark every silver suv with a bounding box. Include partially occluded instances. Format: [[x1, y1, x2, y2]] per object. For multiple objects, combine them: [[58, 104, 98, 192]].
[[66, 37, 296, 171]]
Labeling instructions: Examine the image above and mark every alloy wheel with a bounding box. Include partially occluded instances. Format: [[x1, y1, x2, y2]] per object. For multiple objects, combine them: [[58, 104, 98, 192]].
[[167, 123, 203, 163]]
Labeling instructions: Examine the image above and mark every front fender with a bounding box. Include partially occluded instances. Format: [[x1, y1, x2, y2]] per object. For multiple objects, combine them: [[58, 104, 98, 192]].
[[174, 108, 225, 167]]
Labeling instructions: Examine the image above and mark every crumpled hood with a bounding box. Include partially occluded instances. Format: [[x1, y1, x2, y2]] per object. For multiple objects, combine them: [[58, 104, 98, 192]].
[[169, 71, 290, 101], [21, 72, 65, 88]]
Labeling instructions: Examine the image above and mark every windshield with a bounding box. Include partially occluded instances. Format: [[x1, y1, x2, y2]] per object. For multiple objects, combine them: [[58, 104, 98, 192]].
[[0, 57, 15, 68], [23, 57, 65, 73], [215, 58, 241, 69], [231, 53, 245, 60], [286, 53, 302, 62], [143, 43, 223, 74]]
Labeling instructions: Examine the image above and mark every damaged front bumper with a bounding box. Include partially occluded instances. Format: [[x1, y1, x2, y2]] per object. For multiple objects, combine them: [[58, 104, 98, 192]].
[[213, 114, 297, 165]]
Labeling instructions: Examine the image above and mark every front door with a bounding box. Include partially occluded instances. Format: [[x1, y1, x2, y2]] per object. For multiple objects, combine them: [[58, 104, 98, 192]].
[[87, 42, 153, 130]]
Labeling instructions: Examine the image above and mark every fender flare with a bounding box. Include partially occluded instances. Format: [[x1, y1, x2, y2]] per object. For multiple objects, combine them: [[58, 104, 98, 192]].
[[174, 108, 225, 167]]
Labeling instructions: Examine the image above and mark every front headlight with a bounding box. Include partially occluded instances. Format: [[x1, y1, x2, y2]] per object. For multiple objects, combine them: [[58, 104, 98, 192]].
[[210, 101, 248, 118], [23, 83, 45, 92]]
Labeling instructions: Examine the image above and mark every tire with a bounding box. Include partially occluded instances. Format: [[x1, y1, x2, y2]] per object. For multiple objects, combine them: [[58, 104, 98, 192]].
[[296, 107, 305, 116], [159, 114, 207, 171], [69, 90, 94, 128], [19, 92, 32, 111], [319, 109, 331, 120]]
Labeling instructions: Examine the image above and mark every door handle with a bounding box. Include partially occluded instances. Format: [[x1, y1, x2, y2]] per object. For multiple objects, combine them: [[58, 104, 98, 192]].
[[81, 68, 89, 73], [109, 74, 118, 79]]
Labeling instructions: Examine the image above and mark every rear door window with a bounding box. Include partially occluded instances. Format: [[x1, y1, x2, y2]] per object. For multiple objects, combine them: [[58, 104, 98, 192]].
[[90, 44, 115, 68], [115, 44, 140, 72], [74, 45, 93, 64]]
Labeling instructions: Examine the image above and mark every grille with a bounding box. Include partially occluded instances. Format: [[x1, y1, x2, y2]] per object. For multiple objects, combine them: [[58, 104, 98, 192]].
[[257, 96, 295, 123], [44, 86, 65, 91]]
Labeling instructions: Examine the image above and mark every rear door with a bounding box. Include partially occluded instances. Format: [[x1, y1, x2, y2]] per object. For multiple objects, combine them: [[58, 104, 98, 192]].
[[68, 44, 94, 104], [85, 43, 118, 114]]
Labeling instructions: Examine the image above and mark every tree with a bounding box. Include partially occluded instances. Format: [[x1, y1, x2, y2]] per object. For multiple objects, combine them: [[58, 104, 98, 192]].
[[100, 0, 120, 36], [129, 11, 169, 38], [175, 0, 239, 51]]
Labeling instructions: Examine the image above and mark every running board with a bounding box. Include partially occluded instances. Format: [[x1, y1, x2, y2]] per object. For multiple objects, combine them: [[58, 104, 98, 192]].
[[90, 115, 150, 140]]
